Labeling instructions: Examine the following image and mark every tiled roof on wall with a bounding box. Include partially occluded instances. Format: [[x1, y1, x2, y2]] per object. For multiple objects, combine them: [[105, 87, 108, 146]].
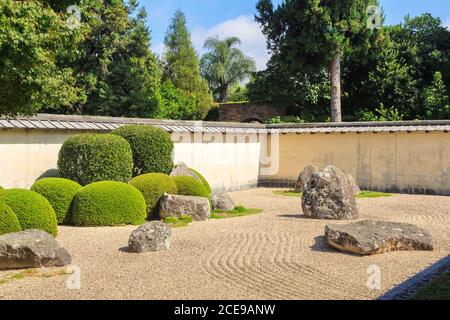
[[0, 114, 449, 134]]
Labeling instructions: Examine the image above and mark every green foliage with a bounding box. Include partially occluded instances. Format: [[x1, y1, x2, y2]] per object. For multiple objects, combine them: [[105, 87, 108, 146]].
[[70, 181, 146, 226], [172, 176, 210, 200], [0, 189, 58, 236], [130, 173, 177, 217], [189, 168, 212, 194], [267, 116, 305, 124], [163, 10, 214, 118], [412, 271, 450, 300], [358, 104, 404, 121], [272, 190, 302, 197], [204, 104, 220, 121], [423, 72, 450, 119], [355, 191, 393, 198], [227, 84, 250, 103], [57, 134, 133, 186], [211, 206, 263, 219], [156, 80, 200, 120], [200, 36, 256, 102], [31, 178, 81, 224], [0, 201, 21, 236], [163, 215, 192, 228], [112, 125, 174, 176], [0, 0, 81, 116]]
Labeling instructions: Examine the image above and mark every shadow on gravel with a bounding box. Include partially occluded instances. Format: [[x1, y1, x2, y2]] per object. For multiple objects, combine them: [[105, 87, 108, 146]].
[[278, 214, 309, 219]]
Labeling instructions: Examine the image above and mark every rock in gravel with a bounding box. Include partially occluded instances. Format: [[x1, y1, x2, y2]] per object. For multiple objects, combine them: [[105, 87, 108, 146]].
[[295, 165, 318, 193], [0, 229, 71, 270], [170, 162, 201, 182], [159, 193, 210, 221], [128, 221, 172, 253], [325, 220, 433, 255], [211, 193, 235, 211], [346, 174, 361, 194], [302, 165, 358, 220]]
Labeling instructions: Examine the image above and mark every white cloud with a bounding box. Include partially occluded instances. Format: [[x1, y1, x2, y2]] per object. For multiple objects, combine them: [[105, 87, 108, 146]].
[[152, 15, 270, 71]]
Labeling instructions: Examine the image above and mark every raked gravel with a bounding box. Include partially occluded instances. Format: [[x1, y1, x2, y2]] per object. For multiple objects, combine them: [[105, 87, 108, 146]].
[[0, 188, 448, 300]]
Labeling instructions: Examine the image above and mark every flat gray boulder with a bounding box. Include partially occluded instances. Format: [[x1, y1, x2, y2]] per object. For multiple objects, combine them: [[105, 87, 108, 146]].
[[346, 174, 361, 194], [295, 165, 318, 193], [0, 229, 71, 270], [325, 220, 433, 255], [128, 221, 172, 253], [170, 162, 201, 182], [302, 165, 358, 220], [211, 193, 235, 211], [159, 193, 210, 221]]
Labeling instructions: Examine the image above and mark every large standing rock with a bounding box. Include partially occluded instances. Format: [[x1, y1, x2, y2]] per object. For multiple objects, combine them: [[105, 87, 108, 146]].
[[0, 230, 71, 270], [325, 220, 433, 255], [170, 162, 201, 182], [159, 193, 210, 221], [302, 165, 358, 220], [295, 165, 318, 192], [211, 193, 235, 211], [128, 221, 172, 253], [346, 174, 361, 194]]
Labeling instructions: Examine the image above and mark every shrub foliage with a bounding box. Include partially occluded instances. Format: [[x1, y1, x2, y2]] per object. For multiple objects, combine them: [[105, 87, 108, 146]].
[[70, 181, 147, 226], [57, 134, 133, 186], [172, 176, 210, 200], [0, 201, 21, 236], [189, 168, 212, 194]]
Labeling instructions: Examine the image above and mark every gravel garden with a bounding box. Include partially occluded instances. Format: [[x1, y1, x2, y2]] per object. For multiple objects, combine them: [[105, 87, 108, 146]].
[[0, 124, 449, 300]]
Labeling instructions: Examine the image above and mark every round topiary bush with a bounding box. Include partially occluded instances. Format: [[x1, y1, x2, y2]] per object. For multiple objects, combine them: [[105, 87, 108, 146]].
[[130, 173, 177, 218], [190, 168, 212, 194], [0, 201, 21, 236], [57, 134, 133, 186], [31, 178, 82, 224], [172, 176, 210, 200], [0, 189, 58, 236], [70, 181, 147, 226], [112, 125, 174, 176]]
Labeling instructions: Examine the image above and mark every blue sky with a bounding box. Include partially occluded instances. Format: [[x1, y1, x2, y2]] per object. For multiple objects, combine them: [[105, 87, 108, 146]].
[[140, 0, 450, 70]]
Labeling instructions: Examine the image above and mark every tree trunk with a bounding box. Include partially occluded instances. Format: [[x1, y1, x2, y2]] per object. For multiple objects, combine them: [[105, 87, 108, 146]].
[[219, 84, 228, 103], [330, 48, 342, 122]]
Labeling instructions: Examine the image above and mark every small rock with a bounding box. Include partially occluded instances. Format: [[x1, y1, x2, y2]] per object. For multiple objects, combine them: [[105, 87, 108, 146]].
[[0, 229, 71, 270], [128, 221, 172, 253], [325, 220, 433, 255], [346, 174, 361, 194], [302, 165, 358, 220], [159, 193, 210, 221], [211, 193, 235, 211], [295, 165, 318, 192], [170, 162, 202, 182]]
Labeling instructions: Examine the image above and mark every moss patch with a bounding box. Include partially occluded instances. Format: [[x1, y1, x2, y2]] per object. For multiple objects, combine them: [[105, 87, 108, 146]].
[[272, 190, 301, 197], [211, 206, 263, 219], [356, 191, 393, 198], [412, 271, 450, 300], [0, 268, 69, 286], [163, 215, 193, 228]]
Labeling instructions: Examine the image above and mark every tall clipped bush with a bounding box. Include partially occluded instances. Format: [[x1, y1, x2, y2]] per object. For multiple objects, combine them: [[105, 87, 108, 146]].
[[112, 125, 174, 176], [130, 173, 177, 218], [190, 168, 212, 194], [70, 181, 147, 226], [31, 178, 81, 224], [0, 189, 58, 236], [0, 201, 21, 235], [57, 134, 133, 186], [172, 176, 210, 200]]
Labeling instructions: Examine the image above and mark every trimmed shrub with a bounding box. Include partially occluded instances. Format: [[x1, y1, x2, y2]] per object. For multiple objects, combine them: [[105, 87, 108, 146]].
[[70, 181, 147, 226], [130, 173, 177, 218], [57, 134, 133, 186], [31, 178, 82, 224], [0, 189, 58, 236], [112, 125, 174, 176], [0, 201, 21, 235], [190, 168, 212, 194], [172, 176, 210, 200]]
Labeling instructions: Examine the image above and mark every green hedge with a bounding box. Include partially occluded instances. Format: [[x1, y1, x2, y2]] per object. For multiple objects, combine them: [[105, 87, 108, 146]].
[[0, 201, 21, 235], [172, 176, 210, 200], [0, 189, 58, 236], [112, 125, 174, 176], [57, 134, 133, 186], [130, 173, 177, 218], [70, 181, 147, 226], [31, 178, 81, 224], [190, 168, 212, 194]]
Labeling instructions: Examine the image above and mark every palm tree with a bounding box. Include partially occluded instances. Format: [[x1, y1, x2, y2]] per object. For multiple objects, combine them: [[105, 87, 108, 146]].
[[200, 36, 256, 102]]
